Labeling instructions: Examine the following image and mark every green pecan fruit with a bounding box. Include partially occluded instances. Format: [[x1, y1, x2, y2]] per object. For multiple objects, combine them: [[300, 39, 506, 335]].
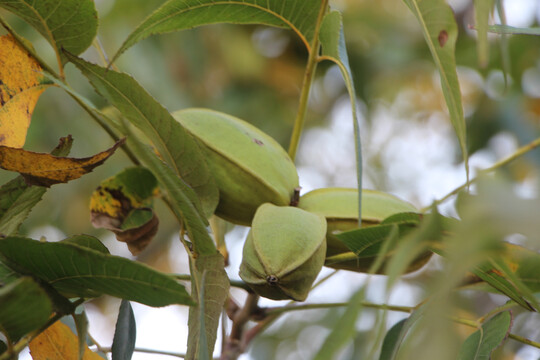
[[299, 188, 432, 273], [173, 109, 299, 225], [239, 203, 327, 301]]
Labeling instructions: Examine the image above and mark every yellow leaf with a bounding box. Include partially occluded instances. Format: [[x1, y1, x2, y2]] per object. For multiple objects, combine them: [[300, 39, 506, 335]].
[[29, 321, 103, 360], [0, 34, 50, 148], [0, 138, 125, 187]]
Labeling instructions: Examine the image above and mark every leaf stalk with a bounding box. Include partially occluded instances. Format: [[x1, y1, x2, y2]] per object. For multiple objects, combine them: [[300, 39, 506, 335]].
[[287, 0, 329, 161]]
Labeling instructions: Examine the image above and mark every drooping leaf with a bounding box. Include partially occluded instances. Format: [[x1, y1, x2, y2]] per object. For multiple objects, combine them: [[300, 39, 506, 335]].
[[473, 254, 538, 312], [186, 254, 229, 359], [0, 34, 51, 147], [90, 166, 160, 255], [29, 321, 103, 360], [457, 311, 512, 360], [0, 0, 97, 63], [335, 214, 421, 257], [487, 25, 540, 35], [319, 10, 363, 223], [111, 0, 322, 64], [494, 1, 510, 87], [402, 0, 468, 179], [474, 0, 494, 67], [453, 179, 540, 311], [0, 138, 124, 187], [0, 259, 19, 285], [313, 287, 364, 360], [111, 300, 136, 360], [327, 213, 428, 273], [65, 53, 218, 219], [62, 234, 110, 254], [30, 73, 216, 256], [122, 125, 217, 256], [379, 305, 428, 360], [196, 271, 210, 360], [0, 236, 194, 307], [0, 136, 72, 235], [385, 210, 443, 289], [0, 277, 53, 342], [379, 319, 407, 360], [73, 307, 90, 360]]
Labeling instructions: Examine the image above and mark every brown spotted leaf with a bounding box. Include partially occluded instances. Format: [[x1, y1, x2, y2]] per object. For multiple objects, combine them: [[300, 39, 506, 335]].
[[0, 139, 124, 187], [90, 167, 159, 255], [0, 34, 51, 147], [0, 136, 72, 236], [402, 0, 468, 180]]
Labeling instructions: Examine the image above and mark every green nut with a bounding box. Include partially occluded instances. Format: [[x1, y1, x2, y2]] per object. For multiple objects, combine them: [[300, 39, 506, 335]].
[[299, 188, 431, 273], [239, 203, 327, 301], [173, 109, 299, 225]]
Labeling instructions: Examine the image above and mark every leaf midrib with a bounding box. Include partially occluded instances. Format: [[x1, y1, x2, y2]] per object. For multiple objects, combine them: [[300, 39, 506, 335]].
[[132, 1, 312, 52]]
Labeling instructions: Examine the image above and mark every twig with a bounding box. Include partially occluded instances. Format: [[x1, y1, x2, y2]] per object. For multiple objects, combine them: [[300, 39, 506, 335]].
[[0, 298, 85, 360], [508, 333, 540, 349], [174, 274, 253, 293], [92, 346, 186, 358], [221, 293, 260, 360], [264, 301, 415, 316], [287, 0, 330, 161], [422, 136, 540, 212]]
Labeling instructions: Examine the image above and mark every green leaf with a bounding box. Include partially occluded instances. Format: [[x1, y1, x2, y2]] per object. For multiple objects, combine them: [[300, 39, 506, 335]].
[[488, 24, 540, 35], [0, 260, 19, 285], [122, 125, 217, 256], [474, 0, 494, 67], [0, 276, 53, 342], [319, 10, 363, 223], [458, 311, 512, 360], [65, 53, 218, 220], [333, 214, 420, 263], [385, 211, 443, 289], [111, 0, 322, 64], [35, 78, 217, 256], [0, 236, 194, 307], [111, 300, 136, 360], [196, 271, 210, 360], [494, 1, 511, 87], [187, 254, 229, 359], [473, 259, 537, 312], [0, 135, 72, 236], [73, 307, 90, 360], [62, 234, 110, 254], [0, 0, 97, 63], [313, 287, 364, 360], [379, 305, 427, 360], [379, 319, 407, 360], [403, 0, 468, 179]]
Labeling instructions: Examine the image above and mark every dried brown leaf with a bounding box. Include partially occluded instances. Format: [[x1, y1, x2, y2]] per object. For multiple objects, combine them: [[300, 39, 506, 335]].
[[0, 138, 125, 187]]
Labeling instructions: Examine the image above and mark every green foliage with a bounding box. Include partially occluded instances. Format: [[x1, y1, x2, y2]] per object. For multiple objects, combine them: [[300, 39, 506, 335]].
[[0, 0, 539, 359], [0, 236, 194, 307], [0, 0, 97, 63], [0, 136, 72, 235], [65, 53, 219, 219], [111, 0, 323, 63], [458, 311, 512, 360], [403, 0, 468, 178], [0, 277, 53, 342], [111, 300, 136, 360]]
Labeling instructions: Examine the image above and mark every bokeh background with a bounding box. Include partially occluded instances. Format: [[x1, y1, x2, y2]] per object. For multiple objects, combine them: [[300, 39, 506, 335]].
[[2, 0, 540, 358]]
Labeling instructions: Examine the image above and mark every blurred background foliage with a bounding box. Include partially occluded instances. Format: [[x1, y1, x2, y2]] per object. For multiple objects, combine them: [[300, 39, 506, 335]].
[[2, 0, 540, 359]]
